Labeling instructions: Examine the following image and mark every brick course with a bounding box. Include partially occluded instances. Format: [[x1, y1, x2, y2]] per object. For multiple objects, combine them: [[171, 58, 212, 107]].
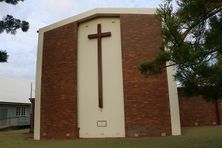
[[41, 22, 78, 139], [120, 14, 172, 137]]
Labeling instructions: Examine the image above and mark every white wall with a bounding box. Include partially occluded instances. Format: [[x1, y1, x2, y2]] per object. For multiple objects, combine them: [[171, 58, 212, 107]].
[[166, 64, 181, 135], [33, 30, 44, 140], [77, 18, 125, 138]]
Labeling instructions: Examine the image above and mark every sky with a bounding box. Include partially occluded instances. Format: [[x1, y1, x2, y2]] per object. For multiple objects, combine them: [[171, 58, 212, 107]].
[[0, 0, 162, 81], [0, 76, 32, 103]]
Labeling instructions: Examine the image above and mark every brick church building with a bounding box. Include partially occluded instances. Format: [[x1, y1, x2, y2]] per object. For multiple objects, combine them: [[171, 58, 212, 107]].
[[33, 8, 222, 140]]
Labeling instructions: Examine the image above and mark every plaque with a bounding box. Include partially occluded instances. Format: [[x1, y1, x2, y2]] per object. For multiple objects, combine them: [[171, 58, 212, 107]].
[[97, 120, 107, 127]]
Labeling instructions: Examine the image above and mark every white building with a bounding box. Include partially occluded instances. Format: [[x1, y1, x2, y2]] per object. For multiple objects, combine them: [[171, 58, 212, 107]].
[[0, 76, 34, 129]]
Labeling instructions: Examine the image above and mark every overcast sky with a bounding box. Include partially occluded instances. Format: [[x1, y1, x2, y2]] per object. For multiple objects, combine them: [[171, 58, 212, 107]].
[[0, 0, 162, 81]]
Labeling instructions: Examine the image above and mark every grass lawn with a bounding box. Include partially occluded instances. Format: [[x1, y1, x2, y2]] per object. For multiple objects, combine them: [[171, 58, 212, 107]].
[[0, 126, 222, 148]]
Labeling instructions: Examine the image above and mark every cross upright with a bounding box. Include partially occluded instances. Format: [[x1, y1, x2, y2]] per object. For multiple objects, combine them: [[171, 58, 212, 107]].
[[88, 24, 111, 109]]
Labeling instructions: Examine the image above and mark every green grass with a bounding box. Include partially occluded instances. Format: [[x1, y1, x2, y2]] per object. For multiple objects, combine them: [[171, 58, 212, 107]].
[[0, 126, 222, 148]]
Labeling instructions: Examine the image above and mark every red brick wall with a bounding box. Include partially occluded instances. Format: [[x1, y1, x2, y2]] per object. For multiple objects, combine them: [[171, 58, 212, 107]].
[[29, 98, 35, 133], [120, 14, 172, 137], [217, 100, 222, 124], [178, 90, 220, 127], [41, 22, 78, 139]]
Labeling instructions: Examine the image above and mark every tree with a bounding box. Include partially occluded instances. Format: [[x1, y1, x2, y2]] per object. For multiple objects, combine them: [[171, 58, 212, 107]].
[[139, 0, 222, 100], [0, 0, 29, 62]]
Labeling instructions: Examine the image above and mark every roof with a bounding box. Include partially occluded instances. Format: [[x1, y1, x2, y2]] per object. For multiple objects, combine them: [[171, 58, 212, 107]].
[[0, 101, 31, 105], [0, 76, 34, 103], [39, 8, 156, 33]]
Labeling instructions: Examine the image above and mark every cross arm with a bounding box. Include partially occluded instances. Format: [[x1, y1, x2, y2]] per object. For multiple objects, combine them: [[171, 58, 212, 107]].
[[88, 34, 99, 39], [101, 32, 111, 37]]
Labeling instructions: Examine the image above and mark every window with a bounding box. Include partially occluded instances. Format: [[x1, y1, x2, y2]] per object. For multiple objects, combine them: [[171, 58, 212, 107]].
[[16, 106, 26, 116]]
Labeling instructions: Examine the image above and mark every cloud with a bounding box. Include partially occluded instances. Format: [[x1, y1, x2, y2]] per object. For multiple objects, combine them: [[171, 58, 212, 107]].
[[39, 0, 72, 20], [0, 0, 162, 81]]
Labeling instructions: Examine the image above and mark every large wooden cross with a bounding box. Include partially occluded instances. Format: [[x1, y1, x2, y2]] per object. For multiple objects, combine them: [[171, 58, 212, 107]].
[[88, 24, 111, 109]]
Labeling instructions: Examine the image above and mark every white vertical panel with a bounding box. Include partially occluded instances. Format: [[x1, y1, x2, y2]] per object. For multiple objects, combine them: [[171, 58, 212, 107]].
[[34, 31, 44, 140], [166, 63, 181, 135], [77, 18, 125, 138]]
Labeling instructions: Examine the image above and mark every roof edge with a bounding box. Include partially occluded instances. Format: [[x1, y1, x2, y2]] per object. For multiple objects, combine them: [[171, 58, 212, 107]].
[[0, 101, 31, 105], [39, 8, 156, 33]]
